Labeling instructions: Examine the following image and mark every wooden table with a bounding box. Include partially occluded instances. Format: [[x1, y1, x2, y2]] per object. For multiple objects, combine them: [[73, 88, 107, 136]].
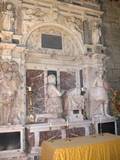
[[41, 133, 120, 160]]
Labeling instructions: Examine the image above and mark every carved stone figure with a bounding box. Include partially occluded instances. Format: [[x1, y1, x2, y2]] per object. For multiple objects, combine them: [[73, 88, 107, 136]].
[[90, 68, 112, 118], [43, 8, 58, 22], [2, 3, 14, 31], [45, 74, 62, 117], [92, 22, 101, 45], [63, 88, 84, 121], [0, 61, 22, 125]]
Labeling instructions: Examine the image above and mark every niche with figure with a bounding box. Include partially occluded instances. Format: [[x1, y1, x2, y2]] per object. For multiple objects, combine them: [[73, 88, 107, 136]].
[[26, 70, 77, 119]]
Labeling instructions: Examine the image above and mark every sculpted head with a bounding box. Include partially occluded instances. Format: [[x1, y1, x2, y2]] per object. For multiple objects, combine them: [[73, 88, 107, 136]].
[[11, 61, 19, 72], [1, 62, 10, 73], [6, 3, 13, 11], [47, 74, 56, 85]]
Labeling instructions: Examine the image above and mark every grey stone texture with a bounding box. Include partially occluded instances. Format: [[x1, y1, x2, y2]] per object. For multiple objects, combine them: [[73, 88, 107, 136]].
[[102, 0, 120, 89]]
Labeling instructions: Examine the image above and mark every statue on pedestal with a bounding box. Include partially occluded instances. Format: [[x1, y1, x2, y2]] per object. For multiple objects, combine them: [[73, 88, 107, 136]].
[[45, 74, 62, 118], [90, 68, 112, 119], [92, 22, 101, 45], [2, 3, 14, 31]]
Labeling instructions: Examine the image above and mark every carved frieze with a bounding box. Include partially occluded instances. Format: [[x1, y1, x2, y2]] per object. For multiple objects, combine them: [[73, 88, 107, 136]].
[[22, 6, 84, 35]]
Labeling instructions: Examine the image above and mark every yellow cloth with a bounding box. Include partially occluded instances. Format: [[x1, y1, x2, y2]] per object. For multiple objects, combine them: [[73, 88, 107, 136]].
[[41, 133, 120, 160]]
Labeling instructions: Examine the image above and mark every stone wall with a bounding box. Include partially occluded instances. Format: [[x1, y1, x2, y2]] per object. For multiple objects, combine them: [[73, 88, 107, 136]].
[[102, 0, 120, 89]]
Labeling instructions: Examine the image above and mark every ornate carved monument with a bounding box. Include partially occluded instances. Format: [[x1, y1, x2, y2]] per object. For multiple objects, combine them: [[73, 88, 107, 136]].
[[0, 0, 117, 159]]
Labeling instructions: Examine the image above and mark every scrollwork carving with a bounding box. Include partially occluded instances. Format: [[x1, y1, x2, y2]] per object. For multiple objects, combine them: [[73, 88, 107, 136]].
[[65, 16, 83, 33]]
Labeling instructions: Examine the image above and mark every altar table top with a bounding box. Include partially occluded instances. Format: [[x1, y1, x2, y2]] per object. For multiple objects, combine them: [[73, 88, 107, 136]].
[[41, 133, 120, 160]]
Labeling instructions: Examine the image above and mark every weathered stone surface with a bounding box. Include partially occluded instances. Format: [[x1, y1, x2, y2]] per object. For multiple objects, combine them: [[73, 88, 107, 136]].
[[1, 0, 118, 158], [102, 0, 120, 89]]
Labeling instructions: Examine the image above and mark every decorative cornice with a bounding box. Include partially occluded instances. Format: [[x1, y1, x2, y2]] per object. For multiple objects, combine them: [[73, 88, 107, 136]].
[[22, 0, 103, 18]]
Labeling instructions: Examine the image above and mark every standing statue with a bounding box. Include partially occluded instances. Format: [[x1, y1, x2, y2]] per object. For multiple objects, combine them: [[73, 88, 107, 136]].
[[45, 74, 62, 118], [0, 61, 22, 125], [63, 88, 84, 121], [90, 68, 112, 118], [92, 22, 101, 45], [2, 3, 14, 31]]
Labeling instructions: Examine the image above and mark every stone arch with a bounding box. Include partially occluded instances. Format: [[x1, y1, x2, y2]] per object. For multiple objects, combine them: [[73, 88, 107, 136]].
[[25, 23, 84, 56]]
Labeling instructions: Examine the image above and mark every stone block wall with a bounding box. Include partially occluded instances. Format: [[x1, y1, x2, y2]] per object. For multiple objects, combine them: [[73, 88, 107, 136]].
[[102, 0, 120, 89]]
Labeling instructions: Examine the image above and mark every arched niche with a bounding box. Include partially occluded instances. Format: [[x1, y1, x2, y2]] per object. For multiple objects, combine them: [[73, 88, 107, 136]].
[[25, 24, 84, 57]]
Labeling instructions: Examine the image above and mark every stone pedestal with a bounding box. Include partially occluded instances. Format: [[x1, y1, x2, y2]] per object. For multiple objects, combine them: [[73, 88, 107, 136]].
[[0, 125, 25, 158], [93, 117, 117, 135]]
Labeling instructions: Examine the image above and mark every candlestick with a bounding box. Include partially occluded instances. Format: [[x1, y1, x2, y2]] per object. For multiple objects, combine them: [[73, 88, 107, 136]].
[[65, 119, 71, 141], [100, 116, 102, 123], [49, 122, 52, 131], [91, 117, 97, 137], [28, 86, 32, 92], [66, 119, 69, 127], [99, 116, 103, 136]]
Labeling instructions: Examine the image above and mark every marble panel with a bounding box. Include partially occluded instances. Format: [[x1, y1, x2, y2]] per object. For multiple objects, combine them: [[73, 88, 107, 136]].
[[66, 127, 85, 138], [60, 71, 76, 91], [26, 70, 45, 114], [39, 130, 61, 145]]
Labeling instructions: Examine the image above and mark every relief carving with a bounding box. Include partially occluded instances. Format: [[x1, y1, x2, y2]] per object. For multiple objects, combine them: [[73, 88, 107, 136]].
[[23, 7, 46, 22], [23, 7, 59, 23], [66, 16, 83, 33], [43, 8, 59, 23], [0, 2, 15, 31], [0, 60, 22, 125], [22, 5, 83, 34]]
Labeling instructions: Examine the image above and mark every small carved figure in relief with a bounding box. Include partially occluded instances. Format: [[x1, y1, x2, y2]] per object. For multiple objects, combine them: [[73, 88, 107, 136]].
[[2, 3, 14, 31], [43, 8, 58, 22], [92, 22, 101, 45], [0, 61, 22, 125], [63, 88, 84, 121], [45, 74, 62, 117], [90, 68, 112, 118]]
